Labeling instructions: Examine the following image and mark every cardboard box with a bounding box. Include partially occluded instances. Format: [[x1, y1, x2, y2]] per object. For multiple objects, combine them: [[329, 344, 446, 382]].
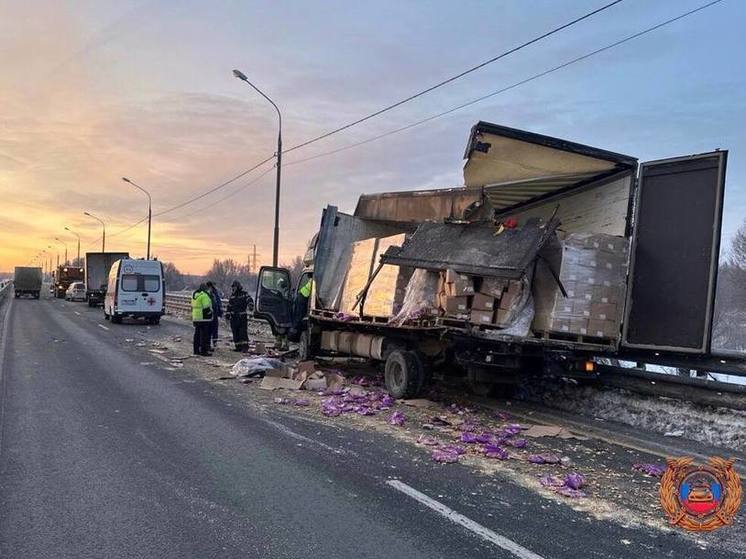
[[470, 309, 494, 325], [591, 302, 618, 321], [445, 269, 475, 295], [443, 295, 470, 315], [471, 293, 495, 311], [588, 319, 619, 339], [570, 318, 589, 335], [499, 289, 521, 310], [495, 308, 514, 326], [480, 276, 508, 298], [506, 279, 523, 296]]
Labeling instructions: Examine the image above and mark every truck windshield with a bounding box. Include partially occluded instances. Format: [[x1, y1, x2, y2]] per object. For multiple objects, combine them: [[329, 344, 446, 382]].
[[121, 274, 161, 292]]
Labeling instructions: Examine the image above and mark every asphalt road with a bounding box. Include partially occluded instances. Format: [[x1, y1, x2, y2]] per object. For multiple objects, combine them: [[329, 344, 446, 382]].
[[0, 294, 736, 558]]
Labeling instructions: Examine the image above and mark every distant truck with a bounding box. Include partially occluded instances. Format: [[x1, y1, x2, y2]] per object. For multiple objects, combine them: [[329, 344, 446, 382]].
[[53, 265, 84, 299], [85, 252, 129, 307], [13, 267, 42, 299]]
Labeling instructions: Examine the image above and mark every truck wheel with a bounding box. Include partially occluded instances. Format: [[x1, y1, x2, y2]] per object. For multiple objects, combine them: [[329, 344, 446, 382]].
[[385, 350, 423, 399], [298, 330, 316, 361]]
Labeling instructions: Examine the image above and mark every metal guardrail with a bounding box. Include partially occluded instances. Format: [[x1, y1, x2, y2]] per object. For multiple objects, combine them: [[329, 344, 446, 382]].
[[165, 292, 242, 316], [0, 280, 13, 300]]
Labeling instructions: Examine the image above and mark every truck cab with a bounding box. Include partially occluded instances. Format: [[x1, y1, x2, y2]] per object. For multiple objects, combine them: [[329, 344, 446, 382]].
[[255, 267, 314, 346]]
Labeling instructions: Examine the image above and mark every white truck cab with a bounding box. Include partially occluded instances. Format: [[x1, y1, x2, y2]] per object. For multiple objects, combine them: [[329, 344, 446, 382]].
[[104, 259, 165, 324]]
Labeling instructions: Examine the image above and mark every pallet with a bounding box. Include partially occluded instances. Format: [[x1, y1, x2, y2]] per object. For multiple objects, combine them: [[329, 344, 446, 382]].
[[536, 329, 615, 347], [312, 309, 392, 324]]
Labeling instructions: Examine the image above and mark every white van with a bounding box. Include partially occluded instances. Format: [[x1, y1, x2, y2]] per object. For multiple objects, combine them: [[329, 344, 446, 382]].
[[104, 259, 165, 324]]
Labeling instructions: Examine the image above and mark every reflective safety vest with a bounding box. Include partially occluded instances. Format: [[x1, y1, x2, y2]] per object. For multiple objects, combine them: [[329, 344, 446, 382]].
[[192, 290, 213, 322], [299, 278, 313, 298]]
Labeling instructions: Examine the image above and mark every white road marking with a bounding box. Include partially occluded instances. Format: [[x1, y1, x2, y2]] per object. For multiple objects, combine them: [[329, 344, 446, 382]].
[[97, 324, 110, 331], [74, 311, 80, 316], [386, 480, 545, 559], [271, 420, 351, 456]]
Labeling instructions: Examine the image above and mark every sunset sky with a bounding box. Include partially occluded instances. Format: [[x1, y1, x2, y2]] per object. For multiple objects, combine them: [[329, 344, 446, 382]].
[[2, 0, 744, 274]]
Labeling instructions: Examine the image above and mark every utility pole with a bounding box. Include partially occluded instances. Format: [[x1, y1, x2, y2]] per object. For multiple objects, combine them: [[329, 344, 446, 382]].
[[253, 244, 257, 274], [65, 227, 81, 264], [122, 177, 152, 259], [233, 69, 283, 266]]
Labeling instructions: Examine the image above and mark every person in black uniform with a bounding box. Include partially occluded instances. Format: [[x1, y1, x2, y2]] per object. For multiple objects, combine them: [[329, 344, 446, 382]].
[[225, 280, 252, 352]]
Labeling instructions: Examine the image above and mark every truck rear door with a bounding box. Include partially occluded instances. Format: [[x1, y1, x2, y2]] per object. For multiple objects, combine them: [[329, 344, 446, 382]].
[[622, 151, 727, 353]]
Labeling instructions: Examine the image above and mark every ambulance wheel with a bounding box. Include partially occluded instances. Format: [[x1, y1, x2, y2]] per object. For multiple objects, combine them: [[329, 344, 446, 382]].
[[111, 314, 122, 324], [385, 350, 423, 399]]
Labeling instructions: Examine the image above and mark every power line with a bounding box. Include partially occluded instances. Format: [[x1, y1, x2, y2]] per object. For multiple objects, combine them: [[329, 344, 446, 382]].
[[152, 154, 274, 217], [282, 0, 624, 154], [179, 166, 275, 219], [285, 0, 725, 169], [92, 1, 621, 231]]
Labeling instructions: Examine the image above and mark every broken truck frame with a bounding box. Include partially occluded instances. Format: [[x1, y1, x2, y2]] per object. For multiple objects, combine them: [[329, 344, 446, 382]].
[[254, 122, 746, 399]]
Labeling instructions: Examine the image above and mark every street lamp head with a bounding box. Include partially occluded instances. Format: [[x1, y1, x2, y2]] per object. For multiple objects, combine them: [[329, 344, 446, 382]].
[[84, 211, 91, 216], [233, 69, 248, 81], [64, 226, 70, 231], [122, 177, 131, 183]]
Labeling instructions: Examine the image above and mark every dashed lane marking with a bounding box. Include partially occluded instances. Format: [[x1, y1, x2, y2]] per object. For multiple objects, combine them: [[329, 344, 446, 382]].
[[97, 324, 110, 331], [386, 480, 545, 559]]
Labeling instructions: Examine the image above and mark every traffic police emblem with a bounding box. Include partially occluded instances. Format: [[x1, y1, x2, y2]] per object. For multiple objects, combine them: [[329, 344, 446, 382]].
[[660, 456, 742, 532]]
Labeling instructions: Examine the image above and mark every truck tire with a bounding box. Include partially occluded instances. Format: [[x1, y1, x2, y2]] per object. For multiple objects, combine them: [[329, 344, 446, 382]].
[[385, 350, 423, 399], [298, 330, 312, 361]]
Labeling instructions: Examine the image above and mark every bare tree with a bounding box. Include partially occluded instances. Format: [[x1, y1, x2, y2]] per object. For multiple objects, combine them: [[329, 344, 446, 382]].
[[713, 219, 746, 351], [282, 255, 305, 287], [729, 218, 746, 268], [162, 261, 185, 291], [204, 258, 256, 296]]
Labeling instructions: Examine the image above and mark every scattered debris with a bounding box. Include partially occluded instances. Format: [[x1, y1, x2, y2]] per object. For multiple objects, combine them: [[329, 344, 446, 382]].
[[432, 448, 460, 463], [389, 411, 406, 426], [539, 472, 587, 498], [259, 376, 304, 391], [632, 463, 666, 477], [523, 424, 587, 440], [527, 453, 561, 465], [231, 357, 286, 378]]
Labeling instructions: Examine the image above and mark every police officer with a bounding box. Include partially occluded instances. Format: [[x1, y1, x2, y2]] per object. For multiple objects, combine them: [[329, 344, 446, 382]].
[[225, 280, 251, 352], [191, 283, 213, 356], [205, 281, 223, 350]]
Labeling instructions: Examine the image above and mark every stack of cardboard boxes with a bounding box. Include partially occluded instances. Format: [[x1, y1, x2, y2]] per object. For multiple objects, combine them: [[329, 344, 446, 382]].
[[437, 269, 524, 327], [533, 233, 629, 340]]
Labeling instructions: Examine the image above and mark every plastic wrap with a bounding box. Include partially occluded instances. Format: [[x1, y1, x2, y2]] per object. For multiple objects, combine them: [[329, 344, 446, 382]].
[[533, 233, 629, 339], [389, 269, 440, 326], [499, 295, 535, 337]]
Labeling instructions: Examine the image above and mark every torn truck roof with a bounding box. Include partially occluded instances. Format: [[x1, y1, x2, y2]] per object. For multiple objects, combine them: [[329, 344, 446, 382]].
[[463, 121, 637, 214], [380, 217, 558, 279]]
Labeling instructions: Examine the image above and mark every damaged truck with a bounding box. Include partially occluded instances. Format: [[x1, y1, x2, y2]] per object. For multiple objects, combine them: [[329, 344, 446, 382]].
[[254, 121, 746, 398]]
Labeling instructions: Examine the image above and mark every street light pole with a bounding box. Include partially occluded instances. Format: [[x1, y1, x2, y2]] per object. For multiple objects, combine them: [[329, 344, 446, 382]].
[[122, 177, 152, 259], [54, 238, 67, 265], [84, 212, 106, 252], [65, 227, 81, 263], [233, 69, 283, 267]]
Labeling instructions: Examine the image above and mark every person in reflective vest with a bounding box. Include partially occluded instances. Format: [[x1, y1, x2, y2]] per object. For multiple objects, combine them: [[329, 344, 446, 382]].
[[191, 284, 213, 356], [225, 280, 251, 352], [205, 281, 223, 351]]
